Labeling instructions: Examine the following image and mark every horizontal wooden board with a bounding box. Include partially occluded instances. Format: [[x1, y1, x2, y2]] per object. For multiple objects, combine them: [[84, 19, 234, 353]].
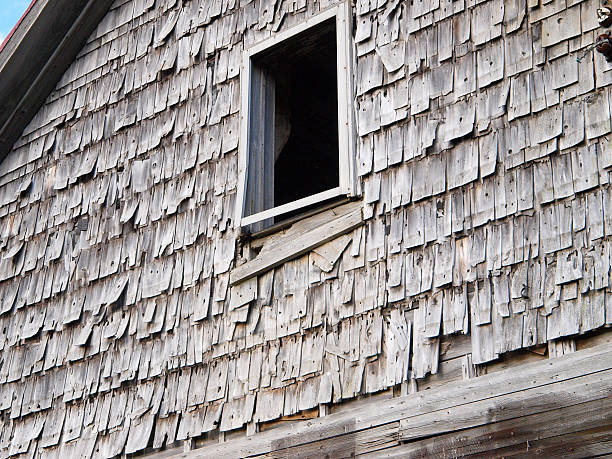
[[173, 342, 612, 458], [399, 369, 612, 441], [359, 397, 612, 458], [253, 422, 399, 459]]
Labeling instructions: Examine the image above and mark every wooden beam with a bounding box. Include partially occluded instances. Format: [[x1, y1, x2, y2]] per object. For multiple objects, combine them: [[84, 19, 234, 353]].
[[359, 397, 612, 458], [399, 369, 612, 441], [256, 422, 399, 458], [248, 197, 352, 240], [250, 200, 361, 250], [168, 342, 612, 458]]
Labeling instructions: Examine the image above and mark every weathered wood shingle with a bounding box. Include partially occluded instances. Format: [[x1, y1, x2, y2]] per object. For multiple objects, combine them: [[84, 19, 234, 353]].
[[0, 0, 611, 456]]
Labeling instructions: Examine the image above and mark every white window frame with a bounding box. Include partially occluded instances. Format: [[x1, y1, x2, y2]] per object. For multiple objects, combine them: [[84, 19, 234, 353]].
[[235, 2, 357, 229]]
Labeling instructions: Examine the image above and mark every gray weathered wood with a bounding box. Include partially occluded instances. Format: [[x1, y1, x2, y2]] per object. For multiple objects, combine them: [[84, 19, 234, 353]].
[[172, 342, 612, 458], [230, 202, 363, 284], [399, 368, 612, 441]]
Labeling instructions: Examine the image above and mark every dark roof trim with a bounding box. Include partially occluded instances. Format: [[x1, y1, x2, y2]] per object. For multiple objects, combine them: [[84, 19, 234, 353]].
[[0, 0, 38, 53], [0, 0, 115, 163]]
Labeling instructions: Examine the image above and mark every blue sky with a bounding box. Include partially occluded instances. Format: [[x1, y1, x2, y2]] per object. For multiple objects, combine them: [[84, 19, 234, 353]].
[[0, 1, 31, 43]]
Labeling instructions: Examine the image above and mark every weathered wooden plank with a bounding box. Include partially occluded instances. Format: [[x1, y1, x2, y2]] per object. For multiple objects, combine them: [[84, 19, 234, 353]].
[[250, 200, 361, 252], [230, 203, 363, 284], [253, 422, 399, 458], [173, 342, 612, 458], [358, 397, 612, 458], [399, 369, 612, 441], [486, 428, 612, 459]]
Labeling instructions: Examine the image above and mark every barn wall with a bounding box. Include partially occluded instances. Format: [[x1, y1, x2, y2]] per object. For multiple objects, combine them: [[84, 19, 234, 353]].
[[172, 342, 612, 458], [0, 0, 611, 456]]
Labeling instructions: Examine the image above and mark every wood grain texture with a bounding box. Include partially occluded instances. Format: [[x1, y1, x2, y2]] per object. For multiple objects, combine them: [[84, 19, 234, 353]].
[[230, 201, 363, 284], [171, 342, 612, 458], [2, 0, 612, 456], [359, 398, 612, 458], [399, 369, 612, 441]]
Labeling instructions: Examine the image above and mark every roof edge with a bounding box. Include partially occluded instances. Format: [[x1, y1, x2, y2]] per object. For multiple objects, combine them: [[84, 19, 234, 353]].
[[0, 0, 38, 54], [0, 0, 116, 164]]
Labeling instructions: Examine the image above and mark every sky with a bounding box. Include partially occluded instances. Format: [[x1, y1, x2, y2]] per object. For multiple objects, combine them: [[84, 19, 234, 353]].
[[0, 0, 31, 44]]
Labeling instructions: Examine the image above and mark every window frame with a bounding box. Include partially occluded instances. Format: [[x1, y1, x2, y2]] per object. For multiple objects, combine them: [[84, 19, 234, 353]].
[[235, 2, 357, 229]]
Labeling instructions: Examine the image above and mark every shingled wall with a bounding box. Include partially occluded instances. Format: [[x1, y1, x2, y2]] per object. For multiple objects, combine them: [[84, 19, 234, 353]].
[[0, 0, 611, 456]]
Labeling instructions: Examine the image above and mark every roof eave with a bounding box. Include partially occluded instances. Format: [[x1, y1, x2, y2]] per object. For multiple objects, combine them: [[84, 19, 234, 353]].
[[0, 0, 115, 164]]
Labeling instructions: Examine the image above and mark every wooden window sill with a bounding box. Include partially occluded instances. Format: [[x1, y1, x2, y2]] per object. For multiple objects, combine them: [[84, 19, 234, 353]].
[[230, 199, 363, 285]]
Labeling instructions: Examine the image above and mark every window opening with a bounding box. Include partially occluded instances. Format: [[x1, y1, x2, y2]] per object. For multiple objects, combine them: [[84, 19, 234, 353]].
[[237, 5, 356, 231]]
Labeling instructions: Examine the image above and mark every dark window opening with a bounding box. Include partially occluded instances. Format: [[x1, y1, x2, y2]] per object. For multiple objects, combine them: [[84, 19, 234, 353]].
[[246, 19, 339, 228]]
